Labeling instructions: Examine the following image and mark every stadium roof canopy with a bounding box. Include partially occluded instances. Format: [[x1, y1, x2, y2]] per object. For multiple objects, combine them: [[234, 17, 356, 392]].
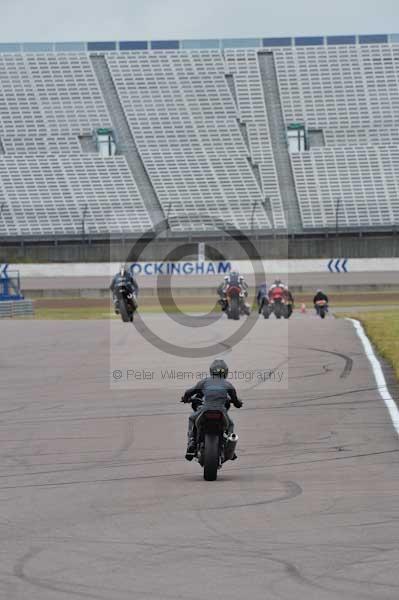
[[0, 33, 398, 53]]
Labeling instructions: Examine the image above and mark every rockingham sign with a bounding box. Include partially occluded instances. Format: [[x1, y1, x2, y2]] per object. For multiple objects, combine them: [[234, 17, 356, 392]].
[[129, 261, 231, 276]]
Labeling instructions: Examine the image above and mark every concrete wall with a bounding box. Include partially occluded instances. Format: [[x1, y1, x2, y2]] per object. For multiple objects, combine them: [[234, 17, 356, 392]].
[[10, 258, 399, 278], [2, 234, 399, 262]]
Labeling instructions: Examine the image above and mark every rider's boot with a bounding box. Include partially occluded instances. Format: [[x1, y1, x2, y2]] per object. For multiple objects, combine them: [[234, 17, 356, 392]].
[[185, 437, 197, 461], [218, 298, 227, 312]]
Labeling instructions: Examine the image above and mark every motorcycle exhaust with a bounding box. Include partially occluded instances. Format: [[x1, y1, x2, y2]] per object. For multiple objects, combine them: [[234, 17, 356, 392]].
[[224, 433, 238, 461]]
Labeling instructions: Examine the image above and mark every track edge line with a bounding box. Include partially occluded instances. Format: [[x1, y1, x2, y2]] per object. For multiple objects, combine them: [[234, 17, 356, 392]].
[[346, 317, 399, 436]]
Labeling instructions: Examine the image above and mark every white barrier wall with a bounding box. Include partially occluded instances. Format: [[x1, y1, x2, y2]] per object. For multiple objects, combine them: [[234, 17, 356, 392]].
[[6, 258, 399, 278]]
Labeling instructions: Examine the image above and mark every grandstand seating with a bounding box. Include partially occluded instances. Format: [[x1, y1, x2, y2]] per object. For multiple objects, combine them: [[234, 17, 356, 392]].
[[0, 53, 111, 135], [225, 49, 286, 229], [2, 136, 82, 155], [273, 44, 399, 129], [0, 39, 399, 235], [0, 155, 153, 235], [106, 51, 273, 231], [324, 128, 399, 147], [291, 146, 399, 228], [272, 44, 399, 228]]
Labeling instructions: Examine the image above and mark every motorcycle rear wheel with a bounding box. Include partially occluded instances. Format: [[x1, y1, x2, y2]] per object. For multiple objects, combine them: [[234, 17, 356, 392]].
[[119, 297, 131, 323], [203, 433, 219, 481], [230, 296, 240, 320]]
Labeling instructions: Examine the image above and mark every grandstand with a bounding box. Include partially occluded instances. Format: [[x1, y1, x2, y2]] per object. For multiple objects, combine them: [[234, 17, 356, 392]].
[[0, 34, 399, 242]]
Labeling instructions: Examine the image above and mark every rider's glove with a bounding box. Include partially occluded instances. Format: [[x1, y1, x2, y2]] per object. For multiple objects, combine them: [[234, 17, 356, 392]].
[[235, 399, 243, 408]]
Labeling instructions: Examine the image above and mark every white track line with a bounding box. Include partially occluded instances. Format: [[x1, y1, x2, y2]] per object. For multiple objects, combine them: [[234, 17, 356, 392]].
[[347, 318, 399, 435]]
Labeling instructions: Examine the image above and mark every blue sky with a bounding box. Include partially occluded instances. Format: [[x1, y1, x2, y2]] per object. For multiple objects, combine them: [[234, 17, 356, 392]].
[[0, 0, 397, 42]]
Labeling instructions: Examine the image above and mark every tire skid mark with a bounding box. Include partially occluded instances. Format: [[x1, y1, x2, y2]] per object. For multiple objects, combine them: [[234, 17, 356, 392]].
[[206, 479, 302, 510], [14, 546, 109, 599], [0, 419, 136, 484], [321, 572, 399, 591], [302, 346, 353, 379], [0, 453, 180, 478], [0, 447, 398, 491], [0, 405, 27, 417], [13, 545, 208, 600], [196, 486, 330, 596], [245, 357, 288, 393]]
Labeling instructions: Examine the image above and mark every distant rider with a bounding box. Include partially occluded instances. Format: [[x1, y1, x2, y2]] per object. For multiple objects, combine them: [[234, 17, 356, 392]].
[[217, 275, 230, 311], [313, 289, 329, 313], [256, 282, 268, 314], [268, 279, 286, 302], [217, 271, 249, 312], [110, 265, 139, 314], [238, 274, 249, 294], [181, 359, 243, 461]]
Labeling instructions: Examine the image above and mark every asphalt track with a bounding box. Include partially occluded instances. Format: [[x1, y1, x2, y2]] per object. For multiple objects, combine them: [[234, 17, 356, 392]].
[[1, 312, 399, 599]]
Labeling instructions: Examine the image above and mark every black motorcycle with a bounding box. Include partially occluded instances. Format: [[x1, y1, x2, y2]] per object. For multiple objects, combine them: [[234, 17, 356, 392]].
[[115, 279, 137, 323], [225, 284, 250, 320], [183, 395, 240, 481], [315, 299, 328, 319], [259, 297, 270, 319]]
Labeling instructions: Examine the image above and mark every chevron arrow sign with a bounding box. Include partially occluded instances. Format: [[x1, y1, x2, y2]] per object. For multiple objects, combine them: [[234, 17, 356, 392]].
[[327, 259, 348, 273], [0, 264, 8, 277]]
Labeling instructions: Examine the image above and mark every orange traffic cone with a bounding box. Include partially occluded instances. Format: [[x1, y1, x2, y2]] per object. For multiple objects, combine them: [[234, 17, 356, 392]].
[[301, 303, 306, 313]]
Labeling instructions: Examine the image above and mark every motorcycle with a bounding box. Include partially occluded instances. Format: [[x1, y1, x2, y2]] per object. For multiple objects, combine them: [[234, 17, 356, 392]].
[[260, 297, 271, 319], [267, 287, 293, 319], [115, 278, 137, 323], [315, 299, 328, 319], [268, 288, 286, 319], [225, 284, 243, 320], [183, 395, 240, 481]]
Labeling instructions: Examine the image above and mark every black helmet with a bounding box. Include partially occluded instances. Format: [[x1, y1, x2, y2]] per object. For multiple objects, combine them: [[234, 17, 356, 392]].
[[209, 359, 228, 378]]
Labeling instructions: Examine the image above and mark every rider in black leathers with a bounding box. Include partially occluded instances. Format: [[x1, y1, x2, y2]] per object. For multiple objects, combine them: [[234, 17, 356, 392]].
[[256, 282, 268, 314], [313, 289, 329, 314], [313, 289, 329, 304], [217, 275, 230, 311], [110, 265, 139, 314], [181, 359, 242, 460]]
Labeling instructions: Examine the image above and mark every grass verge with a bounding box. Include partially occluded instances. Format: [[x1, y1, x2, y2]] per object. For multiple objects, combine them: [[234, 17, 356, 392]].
[[30, 291, 399, 320], [33, 304, 220, 320], [33, 307, 116, 320]]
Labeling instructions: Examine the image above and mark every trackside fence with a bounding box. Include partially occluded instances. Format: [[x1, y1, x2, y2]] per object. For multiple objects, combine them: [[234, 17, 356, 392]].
[[0, 300, 34, 318]]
